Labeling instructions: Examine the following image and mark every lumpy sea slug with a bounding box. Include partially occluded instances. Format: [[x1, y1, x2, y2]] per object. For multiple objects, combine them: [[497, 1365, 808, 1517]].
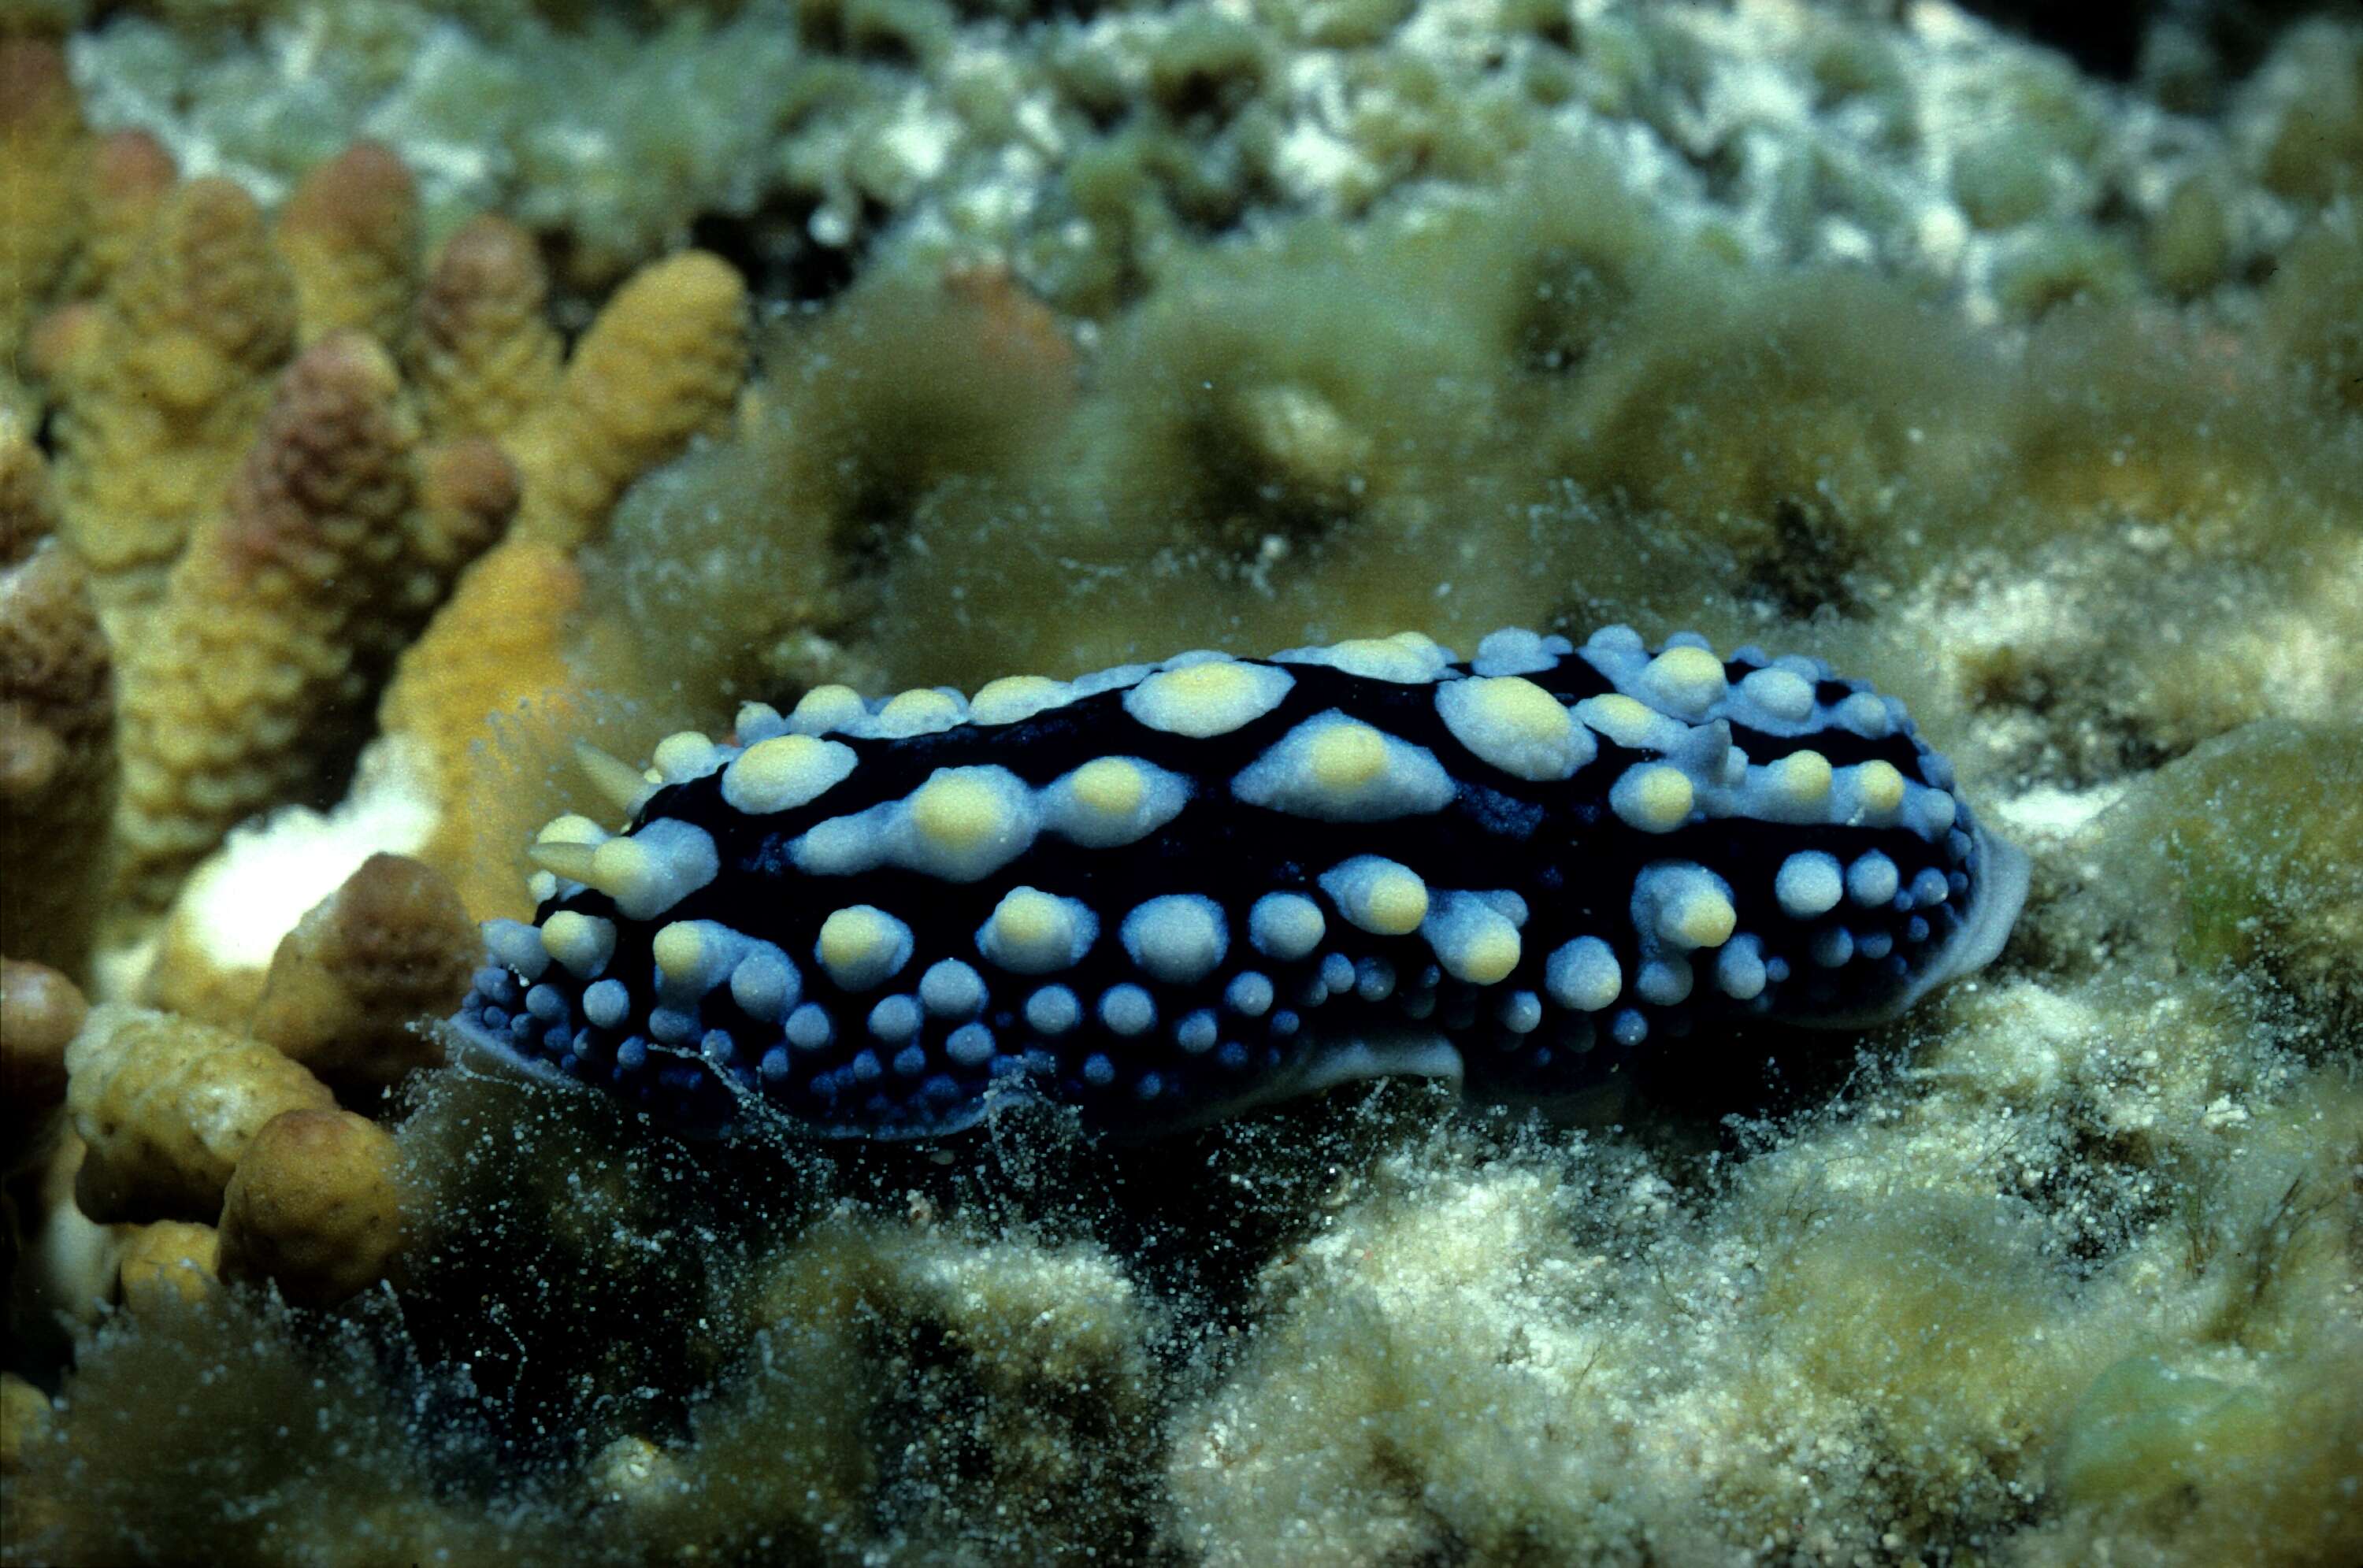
[[451, 627, 2027, 1137]]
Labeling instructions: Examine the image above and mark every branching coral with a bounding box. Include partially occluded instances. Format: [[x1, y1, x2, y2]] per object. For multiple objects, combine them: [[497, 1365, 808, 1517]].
[[217, 1107, 409, 1307], [111, 1218, 217, 1311], [369, 238, 747, 918], [274, 140, 423, 350], [0, 962, 81, 1145], [248, 851, 477, 1092], [0, 433, 115, 978], [109, 333, 428, 912], [3, 83, 747, 943], [503, 247, 747, 551], [0, 39, 88, 424], [46, 176, 299, 629], [406, 213, 562, 447], [64, 1005, 336, 1224], [97, 325, 529, 925]]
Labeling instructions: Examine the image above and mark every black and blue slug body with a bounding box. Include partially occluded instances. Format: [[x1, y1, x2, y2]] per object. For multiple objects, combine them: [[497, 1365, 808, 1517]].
[[450, 627, 2029, 1138]]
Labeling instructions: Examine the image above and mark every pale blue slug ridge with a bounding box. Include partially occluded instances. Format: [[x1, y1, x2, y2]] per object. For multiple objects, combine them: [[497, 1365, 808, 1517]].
[[448, 626, 2030, 1138]]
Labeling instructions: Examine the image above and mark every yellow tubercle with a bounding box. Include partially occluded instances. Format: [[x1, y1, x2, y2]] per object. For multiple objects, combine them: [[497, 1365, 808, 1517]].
[[1641, 646, 1728, 715], [525, 840, 598, 883], [880, 688, 963, 734], [1856, 760, 1907, 814], [589, 838, 663, 906], [1454, 925, 1522, 985], [1070, 757, 1146, 817], [1308, 721, 1389, 791], [1621, 765, 1695, 832], [792, 684, 866, 732], [911, 773, 1007, 851], [1579, 693, 1661, 747], [540, 910, 615, 977], [817, 906, 907, 988], [651, 730, 718, 780], [577, 740, 655, 815], [1476, 677, 1571, 741], [1669, 889, 1738, 950], [1357, 864, 1430, 936], [651, 921, 709, 983], [971, 674, 1067, 725], [1128, 658, 1292, 739], [723, 734, 855, 814], [1769, 749, 1834, 808], [992, 888, 1063, 947]]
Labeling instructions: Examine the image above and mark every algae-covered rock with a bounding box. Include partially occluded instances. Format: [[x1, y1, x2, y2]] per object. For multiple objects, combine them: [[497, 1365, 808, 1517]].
[[2263, 210, 2363, 416], [2084, 720, 2363, 1012], [2051, 1346, 2363, 1559]]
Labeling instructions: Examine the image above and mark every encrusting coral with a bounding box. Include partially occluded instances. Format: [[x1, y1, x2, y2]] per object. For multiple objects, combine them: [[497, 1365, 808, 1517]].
[[52, 0, 2363, 337]]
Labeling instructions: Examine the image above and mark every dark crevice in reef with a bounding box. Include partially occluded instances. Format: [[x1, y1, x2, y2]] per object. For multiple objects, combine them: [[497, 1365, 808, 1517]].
[[814, 1088, 1434, 1329], [791, 0, 926, 69], [1740, 494, 1868, 621], [1964, 0, 2357, 87], [1957, 0, 2157, 80], [1621, 1018, 1885, 1129], [365, 1076, 1418, 1495], [685, 192, 877, 307]]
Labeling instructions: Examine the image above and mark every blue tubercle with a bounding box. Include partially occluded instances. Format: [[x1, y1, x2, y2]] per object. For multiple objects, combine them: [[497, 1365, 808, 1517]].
[[449, 627, 2028, 1138]]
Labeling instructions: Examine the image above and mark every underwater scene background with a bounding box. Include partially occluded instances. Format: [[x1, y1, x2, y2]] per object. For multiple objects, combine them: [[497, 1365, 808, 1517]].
[[2, 0, 2360, 1562]]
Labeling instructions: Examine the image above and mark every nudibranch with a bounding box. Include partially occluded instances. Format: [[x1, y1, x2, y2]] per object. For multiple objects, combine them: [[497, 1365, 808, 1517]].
[[450, 628, 2027, 1138]]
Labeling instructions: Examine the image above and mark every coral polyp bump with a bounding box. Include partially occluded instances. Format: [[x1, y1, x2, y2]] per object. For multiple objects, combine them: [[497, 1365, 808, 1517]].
[[450, 627, 2028, 1137]]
